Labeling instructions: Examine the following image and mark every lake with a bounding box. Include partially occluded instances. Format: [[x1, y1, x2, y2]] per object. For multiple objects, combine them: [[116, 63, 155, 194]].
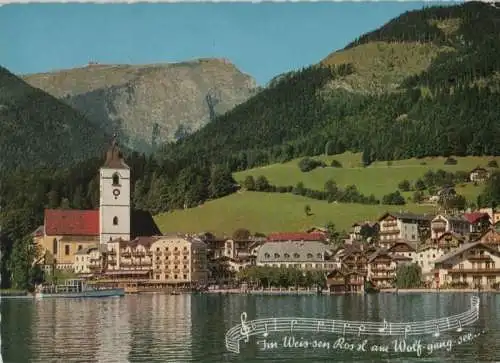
[[1, 292, 499, 362]]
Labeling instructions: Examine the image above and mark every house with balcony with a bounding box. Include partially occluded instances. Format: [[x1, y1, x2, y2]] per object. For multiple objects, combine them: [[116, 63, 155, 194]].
[[256, 241, 336, 271], [433, 242, 500, 288], [367, 250, 398, 288], [378, 212, 433, 245], [325, 269, 365, 293], [101, 236, 159, 281], [337, 243, 375, 277], [430, 214, 470, 240]]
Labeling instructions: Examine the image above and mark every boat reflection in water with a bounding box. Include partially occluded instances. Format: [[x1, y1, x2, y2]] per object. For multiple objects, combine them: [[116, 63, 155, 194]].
[[35, 279, 125, 298]]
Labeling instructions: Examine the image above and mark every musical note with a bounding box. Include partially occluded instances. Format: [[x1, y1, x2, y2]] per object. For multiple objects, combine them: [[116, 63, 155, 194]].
[[457, 319, 463, 333], [291, 320, 297, 333], [378, 319, 388, 333], [317, 320, 325, 332], [263, 323, 269, 338], [434, 324, 440, 338], [240, 312, 251, 343], [343, 323, 350, 336], [404, 325, 411, 339], [358, 325, 366, 337]]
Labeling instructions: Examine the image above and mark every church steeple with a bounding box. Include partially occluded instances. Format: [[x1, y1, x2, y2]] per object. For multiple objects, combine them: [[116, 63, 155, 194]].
[[103, 134, 128, 169]]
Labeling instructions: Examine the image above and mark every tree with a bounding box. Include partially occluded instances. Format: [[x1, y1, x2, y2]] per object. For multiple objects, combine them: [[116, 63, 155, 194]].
[[304, 204, 311, 216], [208, 165, 236, 199], [255, 175, 270, 191], [325, 222, 341, 245], [398, 179, 411, 192], [414, 179, 427, 191], [242, 176, 256, 191], [60, 198, 71, 209], [394, 263, 422, 289], [477, 171, 500, 208], [439, 193, 467, 212], [232, 228, 251, 240], [8, 234, 41, 291], [412, 190, 425, 203]]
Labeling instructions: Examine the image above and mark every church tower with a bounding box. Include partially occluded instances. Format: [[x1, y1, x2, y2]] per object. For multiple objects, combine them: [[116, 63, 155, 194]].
[[99, 135, 131, 246]]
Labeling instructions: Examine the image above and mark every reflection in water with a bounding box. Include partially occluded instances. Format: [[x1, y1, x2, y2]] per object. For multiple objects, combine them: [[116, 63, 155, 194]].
[[2, 293, 500, 362]]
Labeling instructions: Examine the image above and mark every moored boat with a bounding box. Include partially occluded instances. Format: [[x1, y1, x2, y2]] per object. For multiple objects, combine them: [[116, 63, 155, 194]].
[[35, 279, 125, 299]]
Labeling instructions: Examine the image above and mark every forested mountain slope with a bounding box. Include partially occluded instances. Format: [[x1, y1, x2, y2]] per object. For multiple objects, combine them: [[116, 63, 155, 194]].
[[0, 66, 110, 172]]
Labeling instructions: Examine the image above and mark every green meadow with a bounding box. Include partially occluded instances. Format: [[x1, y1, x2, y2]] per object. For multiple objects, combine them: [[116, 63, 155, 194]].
[[154, 153, 497, 236]]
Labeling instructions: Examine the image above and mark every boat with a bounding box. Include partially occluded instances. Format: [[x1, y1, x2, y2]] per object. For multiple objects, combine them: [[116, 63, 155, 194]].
[[35, 279, 125, 299]]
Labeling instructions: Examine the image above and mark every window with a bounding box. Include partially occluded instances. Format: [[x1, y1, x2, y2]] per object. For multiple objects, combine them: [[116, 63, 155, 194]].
[[459, 263, 464, 270], [113, 217, 119, 225], [264, 253, 270, 259], [293, 253, 300, 258], [65, 245, 70, 256], [78, 245, 82, 251], [183, 274, 187, 279], [307, 253, 313, 259], [174, 275, 178, 279], [112, 173, 120, 186], [53, 238, 58, 254], [274, 253, 280, 258], [284, 253, 290, 259]]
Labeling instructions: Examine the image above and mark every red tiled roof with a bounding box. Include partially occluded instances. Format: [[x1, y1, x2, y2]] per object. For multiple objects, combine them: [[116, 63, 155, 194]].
[[44, 209, 99, 236], [463, 212, 489, 224], [267, 232, 326, 242]]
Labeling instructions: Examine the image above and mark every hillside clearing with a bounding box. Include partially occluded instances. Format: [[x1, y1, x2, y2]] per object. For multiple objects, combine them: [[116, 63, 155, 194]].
[[154, 191, 437, 236], [234, 153, 496, 199]]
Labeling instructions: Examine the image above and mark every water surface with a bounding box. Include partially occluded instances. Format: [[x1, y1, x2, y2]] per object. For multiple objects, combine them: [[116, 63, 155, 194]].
[[2, 292, 499, 362]]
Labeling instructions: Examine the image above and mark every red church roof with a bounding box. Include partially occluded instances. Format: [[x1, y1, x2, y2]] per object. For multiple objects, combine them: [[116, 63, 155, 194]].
[[463, 212, 489, 224], [267, 232, 326, 242], [44, 209, 99, 236]]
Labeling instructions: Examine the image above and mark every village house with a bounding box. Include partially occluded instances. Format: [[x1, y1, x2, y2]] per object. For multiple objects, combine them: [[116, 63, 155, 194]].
[[386, 241, 417, 261], [463, 212, 491, 235], [73, 246, 101, 275], [469, 167, 490, 182], [337, 243, 375, 277], [377, 212, 433, 244], [366, 249, 406, 288], [256, 241, 336, 270], [416, 232, 466, 282], [433, 242, 500, 289], [430, 214, 470, 240], [325, 269, 364, 293]]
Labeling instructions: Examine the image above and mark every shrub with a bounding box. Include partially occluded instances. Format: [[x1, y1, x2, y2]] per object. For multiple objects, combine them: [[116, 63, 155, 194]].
[[444, 157, 457, 165], [330, 159, 342, 168], [488, 160, 498, 168]]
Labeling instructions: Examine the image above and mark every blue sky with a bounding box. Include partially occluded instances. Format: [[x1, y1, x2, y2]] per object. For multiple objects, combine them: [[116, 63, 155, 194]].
[[0, 2, 457, 85]]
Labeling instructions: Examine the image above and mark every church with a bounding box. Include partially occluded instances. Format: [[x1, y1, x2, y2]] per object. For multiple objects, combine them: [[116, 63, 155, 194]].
[[33, 137, 161, 273]]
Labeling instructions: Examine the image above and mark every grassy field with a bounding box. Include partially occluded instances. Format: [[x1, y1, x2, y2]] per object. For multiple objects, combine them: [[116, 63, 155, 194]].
[[154, 191, 438, 237], [154, 153, 497, 237], [234, 152, 497, 201]]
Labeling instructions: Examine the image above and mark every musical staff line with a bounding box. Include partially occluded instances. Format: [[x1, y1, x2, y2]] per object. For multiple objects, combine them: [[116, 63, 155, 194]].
[[225, 296, 480, 354]]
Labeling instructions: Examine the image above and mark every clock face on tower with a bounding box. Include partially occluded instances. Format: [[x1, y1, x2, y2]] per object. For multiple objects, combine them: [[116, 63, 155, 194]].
[[113, 188, 120, 199]]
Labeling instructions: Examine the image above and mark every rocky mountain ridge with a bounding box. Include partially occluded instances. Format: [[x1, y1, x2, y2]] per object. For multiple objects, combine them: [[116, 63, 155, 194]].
[[23, 58, 258, 153]]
